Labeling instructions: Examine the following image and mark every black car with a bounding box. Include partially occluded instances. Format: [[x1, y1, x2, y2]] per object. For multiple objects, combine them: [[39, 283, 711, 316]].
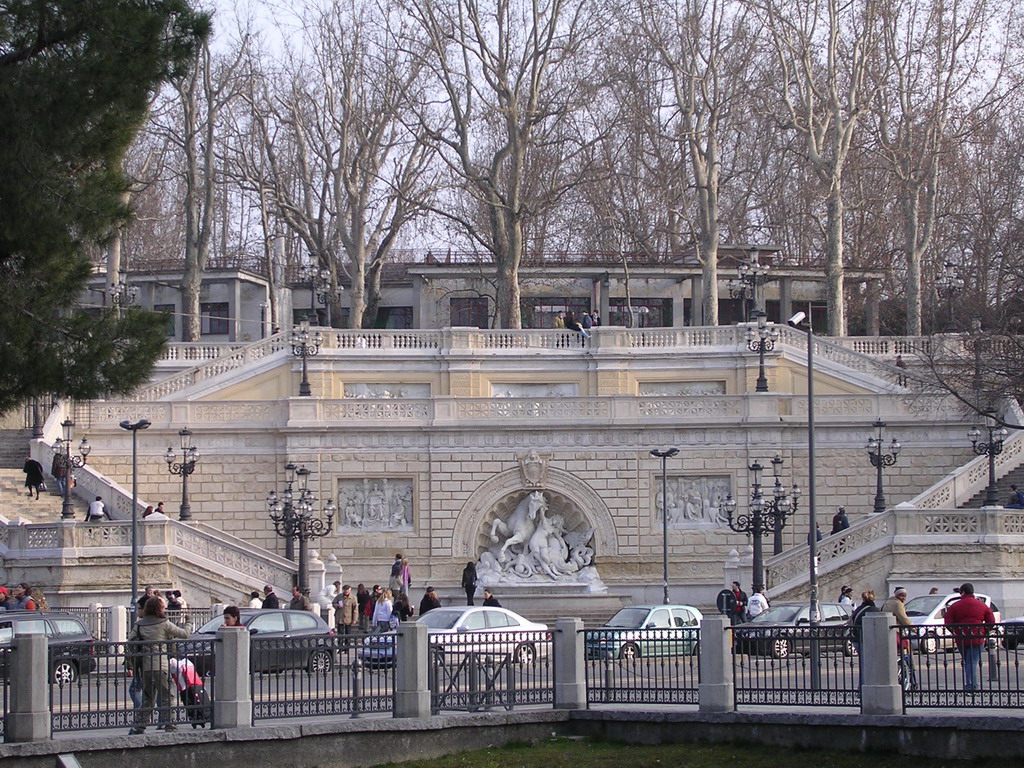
[[0, 611, 97, 684], [732, 602, 853, 659], [189, 609, 335, 674]]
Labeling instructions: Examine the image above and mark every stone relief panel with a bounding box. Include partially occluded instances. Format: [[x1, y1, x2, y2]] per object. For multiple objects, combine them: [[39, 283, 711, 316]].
[[336, 478, 414, 532], [491, 383, 579, 398], [639, 381, 727, 396], [654, 475, 733, 530], [343, 383, 431, 399]]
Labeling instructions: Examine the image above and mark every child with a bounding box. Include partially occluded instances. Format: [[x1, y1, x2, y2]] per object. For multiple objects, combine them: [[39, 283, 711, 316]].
[[168, 656, 210, 729]]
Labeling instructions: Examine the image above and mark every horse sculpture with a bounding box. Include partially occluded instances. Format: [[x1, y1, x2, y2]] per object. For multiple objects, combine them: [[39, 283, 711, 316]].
[[489, 490, 546, 564]]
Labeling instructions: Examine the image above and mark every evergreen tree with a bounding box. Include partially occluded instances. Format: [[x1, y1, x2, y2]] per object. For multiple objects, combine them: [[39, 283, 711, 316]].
[[0, 0, 209, 412]]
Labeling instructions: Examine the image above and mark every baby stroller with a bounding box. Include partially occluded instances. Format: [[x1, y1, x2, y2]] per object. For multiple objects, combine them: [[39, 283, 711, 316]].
[[168, 656, 211, 728]]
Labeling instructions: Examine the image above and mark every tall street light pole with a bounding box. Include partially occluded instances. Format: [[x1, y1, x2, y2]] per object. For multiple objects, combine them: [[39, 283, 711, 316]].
[[866, 420, 901, 514], [268, 463, 335, 592], [650, 448, 679, 605], [969, 408, 1007, 507], [119, 418, 151, 614], [746, 311, 778, 393], [52, 419, 91, 520], [291, 319, 323, 397], [165, 428, 199, 522]]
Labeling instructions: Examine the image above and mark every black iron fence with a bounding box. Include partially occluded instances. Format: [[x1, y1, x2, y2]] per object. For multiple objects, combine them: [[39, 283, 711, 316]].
[[50, 638, 215, 734], [250, 634, 393, 721], [731, 624, 860, 706], [429, 630, 553, 712], [583, 628, 700, 705]]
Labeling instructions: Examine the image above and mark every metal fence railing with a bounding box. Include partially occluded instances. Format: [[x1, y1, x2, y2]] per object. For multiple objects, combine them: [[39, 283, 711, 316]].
[[898, 623, 1024, 710], [583, 628, 700, 705], [250, 634, 393, 721], [731, 625, 860, 707], [428, 630, 553, 713], [0, 648, 8, 742], [50, 637, 215, 734]]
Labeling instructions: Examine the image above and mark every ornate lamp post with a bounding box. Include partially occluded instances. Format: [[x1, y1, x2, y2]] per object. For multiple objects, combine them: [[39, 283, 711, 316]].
[[728, 251, 770, 322], [935, 260, 964, 329], [164, 428, 199, 522], [109, 272, 139, 307], [723, 455, 799, 594], [268, 463, 335, 592], [969, 408, 1007, 507], [52, 419, 91, 520], [746, 311, 778, 393], [291, 319, 323, 397], [866, 420, 901, 514], [650, 448, 679, 605], [119, 418, 151, 613]]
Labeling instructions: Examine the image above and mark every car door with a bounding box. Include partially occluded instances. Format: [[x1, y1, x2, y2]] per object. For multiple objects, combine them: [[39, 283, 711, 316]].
[[670, 608, 699, 656], [820, 604, 848, 651], [247, 612, 287, 671], [645, 608, 673, 657], [48, 617, 92, 674], [461, 609, 491, 654], [287, 611, 325, 670], [484, 609, 518, 656]]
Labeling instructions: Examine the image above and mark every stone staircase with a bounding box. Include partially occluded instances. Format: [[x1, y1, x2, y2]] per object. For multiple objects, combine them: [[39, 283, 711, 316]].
[[0, 467, 87, 522], [960, 466, 1024, 508], [0, 428, 30, 469]]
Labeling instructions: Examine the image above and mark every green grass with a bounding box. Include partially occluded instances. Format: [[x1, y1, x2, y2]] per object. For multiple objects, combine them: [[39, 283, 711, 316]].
[[369, 736, 975, 768]]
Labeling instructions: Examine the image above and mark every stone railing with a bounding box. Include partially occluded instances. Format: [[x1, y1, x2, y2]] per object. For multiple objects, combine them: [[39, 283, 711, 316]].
[[158, 342, 250, 363]]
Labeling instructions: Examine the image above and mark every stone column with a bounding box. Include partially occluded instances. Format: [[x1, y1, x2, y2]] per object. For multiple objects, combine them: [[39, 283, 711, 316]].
[[860, 612, 900, 715], [108, 604, 129, 643], [212, 626, 251, 729], [394, 621, 430, 718], [698, 616, 734, 712], [553, 618, 586, 709], [6, 634, 49, 742]]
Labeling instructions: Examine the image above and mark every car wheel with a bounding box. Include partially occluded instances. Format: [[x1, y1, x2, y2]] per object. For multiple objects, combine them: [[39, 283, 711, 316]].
[[514, 642, 537, 665], [619, 642, 640, 661], [770, 638, 791, 659], [1004, 636, 1019, 651], [307, 649, 333, 674], [51, 660, 78, 685], [920, 632, 939, 655]]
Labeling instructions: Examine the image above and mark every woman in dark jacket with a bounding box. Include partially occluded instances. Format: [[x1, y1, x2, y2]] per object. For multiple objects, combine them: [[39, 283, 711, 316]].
[[461, 562, 477, 606], [419, 587, 442, 616], [356, 584, 371, 631], [393, 591, 414, 622]]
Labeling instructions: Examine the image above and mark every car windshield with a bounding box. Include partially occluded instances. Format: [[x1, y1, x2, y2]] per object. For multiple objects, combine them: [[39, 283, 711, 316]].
[[749, 605, 803, 623], [604, 608, 650, 629], [904, 595, 944, 617], [417, 610, 463, 630]]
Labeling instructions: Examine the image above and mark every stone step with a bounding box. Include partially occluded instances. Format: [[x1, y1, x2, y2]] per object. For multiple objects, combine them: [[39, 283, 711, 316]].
[[0, 428, 31, 469], [960, 465, 1024, 509], [0, 467, 87, 523]]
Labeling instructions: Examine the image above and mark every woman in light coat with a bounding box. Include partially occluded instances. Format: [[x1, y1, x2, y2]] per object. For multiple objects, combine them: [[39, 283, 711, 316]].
[[128, 596, 189, 734]]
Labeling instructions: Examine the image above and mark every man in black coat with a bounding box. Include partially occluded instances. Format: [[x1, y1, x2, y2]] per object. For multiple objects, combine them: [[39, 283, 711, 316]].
[[261, 585, 280, 609]]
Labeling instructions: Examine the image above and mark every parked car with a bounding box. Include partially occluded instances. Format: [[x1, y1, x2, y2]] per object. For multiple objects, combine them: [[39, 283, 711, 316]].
[[1000, 616, 1024, 650], [904, 592, 1001, 654], [359, 606, 549, 668], [0, 611, 97, 684], [189, 609, 335, 674], [585, 604, 703, 660], [732, 602, 853, 659]]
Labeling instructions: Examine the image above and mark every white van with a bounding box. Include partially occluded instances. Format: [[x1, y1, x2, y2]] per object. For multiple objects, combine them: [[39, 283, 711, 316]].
[[904, 592, 1001, 653]]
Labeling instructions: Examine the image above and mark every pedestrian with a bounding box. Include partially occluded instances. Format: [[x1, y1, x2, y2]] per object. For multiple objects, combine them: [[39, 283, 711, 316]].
[[333, 584, 358, 638], [592, 312, 601, 326], [746, 587, 769, 620], [394, 591, 414, 622], [831, 506, 850, 535], [142, 505, 154, 518], [1006, 484, 1024, 509], [50, 453, 67, 496], [247, 591, 262, 609], [165, 590, 182, 611], [400, 556, 412, 596], [928, 587, 939, 595], [222, 605, 242, 626], [849, 589, 878, 686], [728, 581, 748, 625], [155, 501, 166, 515], [882, 587, 917, 689], [356, 584, 372, 631], [12, 584, 37, 610], [482, 588, 501, 607], [22, 455, 44, 499], [581, 312, 593, 331], [168, 655, 210, 728], [288, 586, 312, 611], [838, 585, 854, 606], [461, 561, 477, 606], [943, 582, 995, 691], [563, 312, 589, 344], [553, 311, 565, 329], [86, 496, 107, 521], [894, 354, 907, 386], [128, 596, 189, 734], [137, 586, 155, 613], [419, 586, 441, 616], [261, 584, 280, 609], [388, 553, 403, 592], [373, 588, 394, 632]]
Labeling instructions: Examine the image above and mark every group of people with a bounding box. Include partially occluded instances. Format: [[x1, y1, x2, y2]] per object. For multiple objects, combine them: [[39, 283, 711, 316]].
[[553, 311, 599, 343], [0, 583, 46, 611], [719, 581, 769, 624]]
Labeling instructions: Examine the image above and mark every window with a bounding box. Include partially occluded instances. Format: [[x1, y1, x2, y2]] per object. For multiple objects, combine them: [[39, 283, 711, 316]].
[[486, 611, 515, 628], [609, 298, 672, 327], [248, 613, 286, 633], [450, 297, 489, 328], [373, 306, 413, 329], [672, 609, 697, 627], [288, 613, 320, 631], [153, 304, 176, 336], [50, 619, 87, 637], [649, 609, 672, 628], [521, 297, 590, 328], [463, 612, 487, 631], [200, 302, 230, 335]]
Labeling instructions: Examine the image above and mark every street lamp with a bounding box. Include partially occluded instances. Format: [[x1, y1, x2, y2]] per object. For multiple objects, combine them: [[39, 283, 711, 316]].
[[866, 420, 901, 514], [935, 260, 964, 329], [119, 419, 151, 614], [291, 318, 323, 397], [650, 448, 679, 605], [51, 419, 91, 520], [109, 272, 139, 307], [267, 463, 336, 592], [728, 251, 770, 322], [303, 264, 342, 326], [969, 408, 1007, 507], [164, 428, 199, 522], [723, 455, 800, 594], [746, 311, 778, 393]]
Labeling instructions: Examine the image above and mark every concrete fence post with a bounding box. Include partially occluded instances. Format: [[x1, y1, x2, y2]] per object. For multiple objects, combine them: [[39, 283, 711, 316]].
[[213, 626, 251, 729], [860, 612, 900, 715], [698, 616, 734, 712], [553, 618, 586, 709], [394, 621, 430, 718], [108, 604, 129, 643], [5, 633, 50, 742]]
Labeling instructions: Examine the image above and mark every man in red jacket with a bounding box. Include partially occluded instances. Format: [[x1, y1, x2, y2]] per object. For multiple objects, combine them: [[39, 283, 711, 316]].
[[943, 582, 995, 691]]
